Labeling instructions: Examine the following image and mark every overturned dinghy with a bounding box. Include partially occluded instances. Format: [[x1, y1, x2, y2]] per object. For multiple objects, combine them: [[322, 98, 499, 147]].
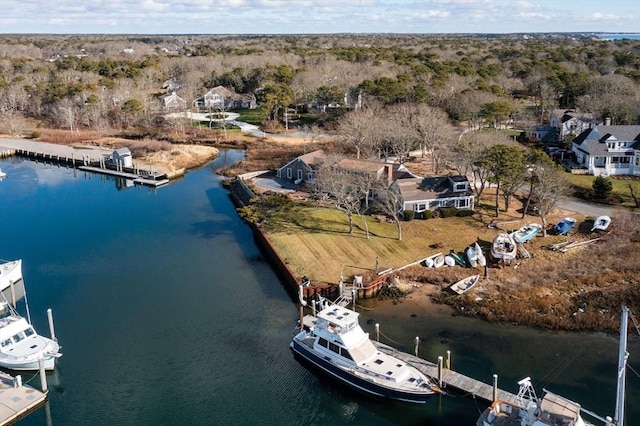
[[591, 215, 611, 232]]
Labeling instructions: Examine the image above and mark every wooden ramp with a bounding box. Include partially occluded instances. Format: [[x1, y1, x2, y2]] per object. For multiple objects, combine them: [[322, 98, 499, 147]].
[[374, 342, 522, 407], [0, 372, 47, 425]]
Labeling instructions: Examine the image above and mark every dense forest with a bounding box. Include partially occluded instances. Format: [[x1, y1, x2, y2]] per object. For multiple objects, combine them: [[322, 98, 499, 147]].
[[0, 33, 639, 141]]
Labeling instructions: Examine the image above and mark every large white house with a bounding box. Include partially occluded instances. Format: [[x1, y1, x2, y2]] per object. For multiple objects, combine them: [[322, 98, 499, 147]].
[[571, 125, 640, 176]]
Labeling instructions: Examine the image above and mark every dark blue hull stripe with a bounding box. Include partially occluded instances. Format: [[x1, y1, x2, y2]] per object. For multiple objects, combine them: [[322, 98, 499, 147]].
[[290, 340, 432, 404]]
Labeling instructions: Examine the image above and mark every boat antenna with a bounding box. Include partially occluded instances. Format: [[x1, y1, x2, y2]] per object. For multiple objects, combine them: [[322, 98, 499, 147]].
[[23, 283, 32, 324], [614, 306, 628, 426]]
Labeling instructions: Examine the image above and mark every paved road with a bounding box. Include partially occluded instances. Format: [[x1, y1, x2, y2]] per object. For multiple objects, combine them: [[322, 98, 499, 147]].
[[166, 111, 315, 140], [557, 197, 616, 217]]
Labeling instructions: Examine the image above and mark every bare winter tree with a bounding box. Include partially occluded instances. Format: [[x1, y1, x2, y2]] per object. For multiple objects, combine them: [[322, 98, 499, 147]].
[[373, 181, 404, 241], [314, 157, 367, 236], [576, 74, 640, 125], [337, 103, 382, 159], [56, 97, 80, 133], [405, 103, 455, 173], [531, 164, 569, 237]]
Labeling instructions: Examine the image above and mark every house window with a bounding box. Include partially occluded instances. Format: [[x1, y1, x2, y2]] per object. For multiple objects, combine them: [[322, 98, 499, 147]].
[[287, 168, 292, 179], [453, 182, 468, 192], [457, 198, 470, 209], [414, 203, 427, 212], [297, 170, 303, 180]]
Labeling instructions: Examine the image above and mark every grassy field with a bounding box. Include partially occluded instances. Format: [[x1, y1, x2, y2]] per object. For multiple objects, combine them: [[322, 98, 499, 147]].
[[565, 172, 639, 209], [262, 199, 566, 285]]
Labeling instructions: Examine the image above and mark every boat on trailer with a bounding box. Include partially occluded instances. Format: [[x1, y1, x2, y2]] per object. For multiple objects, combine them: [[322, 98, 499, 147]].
[[477, 306, 630, 426], [291, 302, 439, 403]]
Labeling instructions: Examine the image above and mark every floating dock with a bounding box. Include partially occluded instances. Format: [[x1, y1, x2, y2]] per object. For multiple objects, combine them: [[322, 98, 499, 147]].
[[0, 372, 47, 425], [374, 341, 522, 406]]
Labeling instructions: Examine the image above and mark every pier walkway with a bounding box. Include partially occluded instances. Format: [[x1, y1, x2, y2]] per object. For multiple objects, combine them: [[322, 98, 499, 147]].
[[0, 372, 47, 425], [0, 138, 169, 187], [374, 342, 522, 407]]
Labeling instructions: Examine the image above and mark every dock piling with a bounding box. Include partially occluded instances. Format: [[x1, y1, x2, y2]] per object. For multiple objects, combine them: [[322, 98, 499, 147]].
[[437, 356, 443, 387], [375, 323, 379, 342], [39, 356, 48, 392], [446, 350, 451, 370], [47, 309, 56, 342], [414, 337, 419, 357], [493, 374, 498, 401]]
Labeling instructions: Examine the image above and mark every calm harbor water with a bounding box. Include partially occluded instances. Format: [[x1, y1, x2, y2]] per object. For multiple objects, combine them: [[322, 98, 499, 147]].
[[0, 151, 637, 426]]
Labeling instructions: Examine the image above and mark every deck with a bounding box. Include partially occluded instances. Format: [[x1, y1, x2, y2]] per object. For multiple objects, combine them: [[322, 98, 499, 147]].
[[0, 372, 47, 425], [374, 342, 522, 407]]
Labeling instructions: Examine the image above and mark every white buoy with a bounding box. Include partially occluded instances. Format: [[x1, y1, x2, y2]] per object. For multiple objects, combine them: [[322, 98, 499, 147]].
[[47, 309, 56, 342], [39, 355, 48, 392]]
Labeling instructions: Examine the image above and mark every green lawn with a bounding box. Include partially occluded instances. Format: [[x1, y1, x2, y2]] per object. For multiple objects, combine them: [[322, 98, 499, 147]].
[[232, 109, 265, 125], [261, 203, 520, 285], [564, 173, 639, 209]]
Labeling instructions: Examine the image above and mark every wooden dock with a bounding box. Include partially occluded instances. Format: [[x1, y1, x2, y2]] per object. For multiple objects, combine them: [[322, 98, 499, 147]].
[[79, 166, 169, 187], [374, 342, 522, 407], [0, 138, 170, 187], [0, 372, 47, 425]]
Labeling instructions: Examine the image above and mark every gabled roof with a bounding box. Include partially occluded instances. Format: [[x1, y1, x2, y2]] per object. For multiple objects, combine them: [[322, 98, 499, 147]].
[[573, 125, 640, 146], [297, 149, 327, 166], [278, 149, 327, 172], [396, 175, 471, 203]]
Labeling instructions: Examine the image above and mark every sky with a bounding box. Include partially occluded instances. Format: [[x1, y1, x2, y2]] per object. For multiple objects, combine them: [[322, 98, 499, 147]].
[[0, 0, 639, 35]]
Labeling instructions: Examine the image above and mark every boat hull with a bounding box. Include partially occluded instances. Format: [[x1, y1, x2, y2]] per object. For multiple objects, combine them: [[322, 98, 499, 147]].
[[290, 339, 433, 404], [0, 354, 57, 371]]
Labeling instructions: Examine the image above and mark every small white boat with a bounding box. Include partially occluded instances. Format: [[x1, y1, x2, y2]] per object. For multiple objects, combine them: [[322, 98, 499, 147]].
[[432, 253, 445, 268], [510, 223, 542, 243], [0, 259, 23, 294], [491, 233, 517, 261], [422, 252, 442, 268], [448, 274, 479, 295], [0, 303, 61, 371], [465, 245, 477, 268], [444, 255, 455, 267], [591, 215, 611, 232], [291, 303, 439, 403], [0, 168, 5, 178]]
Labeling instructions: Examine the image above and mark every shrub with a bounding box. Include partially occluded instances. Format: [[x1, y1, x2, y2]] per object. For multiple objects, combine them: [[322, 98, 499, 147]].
[[439, 207, 458, 218], [30, 130, 41, 139], [422, 210, 433, 219], [403, 210, 415, 221], [456, 209, 475, 217], [592, 176, 613, 199]]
